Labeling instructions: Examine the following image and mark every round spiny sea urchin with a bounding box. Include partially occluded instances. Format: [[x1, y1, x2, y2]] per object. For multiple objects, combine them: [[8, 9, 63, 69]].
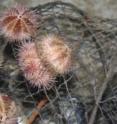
[[39, 35, 72, 74], [0, 4, 38, 41], [18, 42, 55, 89]]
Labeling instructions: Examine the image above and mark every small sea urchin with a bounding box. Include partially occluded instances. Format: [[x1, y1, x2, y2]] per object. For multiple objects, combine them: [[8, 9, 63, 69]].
[[0, 94, 20, 124], [0, 4, 38, 41], [18, 42, 55, 89], [39, 35, 72, 74]]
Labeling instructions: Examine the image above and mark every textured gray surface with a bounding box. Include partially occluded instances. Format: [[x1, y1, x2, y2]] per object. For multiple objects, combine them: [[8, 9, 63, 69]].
[[0, 1, 117, 124], [0, 0, 117, 18]]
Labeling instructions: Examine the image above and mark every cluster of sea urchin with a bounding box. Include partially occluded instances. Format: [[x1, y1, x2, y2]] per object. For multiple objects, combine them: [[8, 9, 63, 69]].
[[0, 4, 72, 89]]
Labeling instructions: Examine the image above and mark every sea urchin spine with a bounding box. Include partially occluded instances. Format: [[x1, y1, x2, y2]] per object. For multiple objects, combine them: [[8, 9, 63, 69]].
[[18, 42, 55, 89], [0, 4, 38, 41]]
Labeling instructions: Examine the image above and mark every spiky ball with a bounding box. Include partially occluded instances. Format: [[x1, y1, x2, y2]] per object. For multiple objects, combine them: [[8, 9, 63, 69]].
[[0, 4, 38, 41], [39, 35, 72, 74], [0, 94, 20, 124], [18, 42, 55, 89]]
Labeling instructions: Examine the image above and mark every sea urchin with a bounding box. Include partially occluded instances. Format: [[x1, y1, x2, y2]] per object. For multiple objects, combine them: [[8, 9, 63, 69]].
[[0, 4, 38, 41], [18, 42, 55, 89], [39, 35, 72, 74], [0, 94, 20, 124]]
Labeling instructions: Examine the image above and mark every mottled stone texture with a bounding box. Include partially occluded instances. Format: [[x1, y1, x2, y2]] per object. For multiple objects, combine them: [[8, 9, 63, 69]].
[[0, 1, 117, 124], [0, 0, 117, 18]]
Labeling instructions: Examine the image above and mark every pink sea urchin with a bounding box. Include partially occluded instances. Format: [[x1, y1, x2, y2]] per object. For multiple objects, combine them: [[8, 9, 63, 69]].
[[18, 42, 55, 89], [40, 35, 72, 74], [0, 4, 38, 41]]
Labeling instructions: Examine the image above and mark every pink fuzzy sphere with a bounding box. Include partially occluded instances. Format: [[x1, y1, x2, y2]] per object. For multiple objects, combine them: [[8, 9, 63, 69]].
[[0, 4, 38, 41], [40, 35, 72, 74], [18, 42, 55, 89]]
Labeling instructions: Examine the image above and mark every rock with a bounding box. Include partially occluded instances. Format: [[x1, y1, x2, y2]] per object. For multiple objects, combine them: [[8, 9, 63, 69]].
[[0, 2, 117, 124], [38, 96, 86, 124], [58, 97, 86, 124], [0, 0, 117, 19]]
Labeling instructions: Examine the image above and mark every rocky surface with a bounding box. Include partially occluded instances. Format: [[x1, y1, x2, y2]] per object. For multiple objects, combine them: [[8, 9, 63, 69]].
[[38, 96, 86, 124], [0, 0, 117, 19], [0, 1, 117, 124]]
